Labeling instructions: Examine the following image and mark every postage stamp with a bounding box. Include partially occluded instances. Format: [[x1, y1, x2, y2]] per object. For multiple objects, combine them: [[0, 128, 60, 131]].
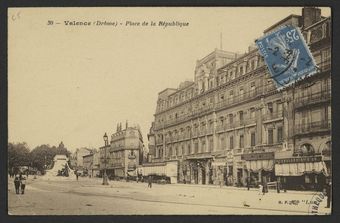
[[256, 25, 317, 89]]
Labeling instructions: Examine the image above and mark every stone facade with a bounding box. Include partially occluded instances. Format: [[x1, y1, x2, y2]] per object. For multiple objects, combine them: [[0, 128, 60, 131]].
[[149, 7, 331, 190], [100, 124, 144, 179]]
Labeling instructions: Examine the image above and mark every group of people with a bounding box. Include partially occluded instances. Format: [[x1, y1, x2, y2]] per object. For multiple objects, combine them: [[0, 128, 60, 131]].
[[13, 173, 27, 195]]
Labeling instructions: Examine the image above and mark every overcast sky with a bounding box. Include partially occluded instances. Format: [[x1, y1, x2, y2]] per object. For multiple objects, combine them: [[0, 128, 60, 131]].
[[8, 7, 331, 152]]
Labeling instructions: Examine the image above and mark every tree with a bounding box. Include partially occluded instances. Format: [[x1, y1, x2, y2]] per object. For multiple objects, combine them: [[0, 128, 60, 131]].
[[8, 142, 31, 173], [29, 142, 72, 173], [30, 144, 56, 172]]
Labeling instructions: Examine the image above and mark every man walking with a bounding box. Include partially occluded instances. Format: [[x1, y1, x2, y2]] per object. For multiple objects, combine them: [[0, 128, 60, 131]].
[[14, 174, 21, 194], [147, 175, 152, 188], [247, 176, 250, 191]]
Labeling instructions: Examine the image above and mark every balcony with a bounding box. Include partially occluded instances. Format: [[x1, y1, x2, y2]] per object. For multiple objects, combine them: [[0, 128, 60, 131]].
[[253, 143, 282, 152], [216, 124, 226, 133], [295, 90, 331, 109], [294, 120, 331, 136], [215, 89, 260, 111], [244, 117, 256, 126], [198, 129, 206, 137], [206, 128, 214, 135], [192, 104, 214, 117], [263, 111, 283, 122]]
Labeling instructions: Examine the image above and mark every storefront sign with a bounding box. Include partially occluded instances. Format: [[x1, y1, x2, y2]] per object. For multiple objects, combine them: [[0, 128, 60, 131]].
[[241, 152, 274, 161], [275, 156, 322, 164], [211, 160, 227, 167]]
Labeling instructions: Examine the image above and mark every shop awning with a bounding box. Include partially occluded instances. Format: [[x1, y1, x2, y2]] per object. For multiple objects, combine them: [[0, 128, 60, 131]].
[[246, 160, 274, 172], [275, 161, 328, 176]]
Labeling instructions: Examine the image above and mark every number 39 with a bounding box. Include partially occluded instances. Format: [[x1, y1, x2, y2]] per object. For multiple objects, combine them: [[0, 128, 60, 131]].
[[286, 29, 299, 42]]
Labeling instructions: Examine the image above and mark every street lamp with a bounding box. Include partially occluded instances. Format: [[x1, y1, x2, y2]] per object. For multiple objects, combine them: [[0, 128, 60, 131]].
[[101, 132, 109, 185]]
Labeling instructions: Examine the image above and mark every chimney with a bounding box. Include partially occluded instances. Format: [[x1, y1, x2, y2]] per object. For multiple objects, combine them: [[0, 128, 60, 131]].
[[302, 7, 321, 28]]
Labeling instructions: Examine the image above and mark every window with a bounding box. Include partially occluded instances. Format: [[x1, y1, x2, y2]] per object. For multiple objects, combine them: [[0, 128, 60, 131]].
[[209, 138, 213, 152], [250, 82, 256, 91], [268, 102, 273, 114], [230, 136, 234, 150], [220, 137, 225, 150], [250, 108, 255, 119], [230, 71, 235, 80], [239, 135, 244, 148], [229, 90, 234, 99], [251, 132, 256, 146], [240, 66, 243, 75], [268, 129, 274, 144], [277, 126, 283, 143], [239, 87, 244, 98], [194, 142, 199, 154], [229, 114, 234, 124], [181, 145, 184, 155], [277, 103, 283, 113], [239, 111, 244, 123], [188, 143, 191, 154], [201, 140, 206, 152], [220, 117, 224, 126]]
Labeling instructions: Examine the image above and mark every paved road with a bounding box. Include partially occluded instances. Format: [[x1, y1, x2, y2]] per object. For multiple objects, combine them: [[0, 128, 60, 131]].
[[8, 176, 331, 215]]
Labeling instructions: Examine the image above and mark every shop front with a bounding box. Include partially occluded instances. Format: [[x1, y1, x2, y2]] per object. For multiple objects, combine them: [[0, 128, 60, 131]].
[[275, 156, 328, 191], [211, 158, 227, 186], [185, 154, 213, 185], [242, 152, 275, 188]]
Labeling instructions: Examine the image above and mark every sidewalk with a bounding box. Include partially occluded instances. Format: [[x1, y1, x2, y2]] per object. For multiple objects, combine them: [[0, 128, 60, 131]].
[[167, 183, 318, 195]]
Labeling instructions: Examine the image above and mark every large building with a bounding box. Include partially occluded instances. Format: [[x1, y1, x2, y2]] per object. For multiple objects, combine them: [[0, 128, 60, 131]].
[[99, 122, 144, 179], [70, 147, 93, 170], [149, 7, 331, 190]]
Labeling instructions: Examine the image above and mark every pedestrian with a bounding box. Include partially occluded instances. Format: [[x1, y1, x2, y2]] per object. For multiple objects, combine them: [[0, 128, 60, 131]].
[[258, 184, 263, 195], [148, 175, 152, 188], [20, 176, 26, 194], [76, 173, 79, 181], [258, 183, 265, 201], [247, 176, 250, 191], [325, 180, 331, 208], [14, 174, 21, 194]]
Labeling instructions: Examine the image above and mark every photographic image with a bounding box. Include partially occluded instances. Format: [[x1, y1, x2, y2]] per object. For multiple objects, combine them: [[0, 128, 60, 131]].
[[8, 7, 332, 215]]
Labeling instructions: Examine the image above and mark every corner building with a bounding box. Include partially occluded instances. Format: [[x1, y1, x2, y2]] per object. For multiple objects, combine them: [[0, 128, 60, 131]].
[[150, 7, 331, 190], [99, 124, 144, 179]]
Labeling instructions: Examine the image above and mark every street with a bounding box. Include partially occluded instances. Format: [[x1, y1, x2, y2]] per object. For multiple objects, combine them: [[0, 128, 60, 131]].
[[8, 176, 331, 215]]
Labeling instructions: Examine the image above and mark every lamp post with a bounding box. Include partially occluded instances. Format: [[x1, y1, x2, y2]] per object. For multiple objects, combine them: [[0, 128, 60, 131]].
[[101, 132, 109, 185]]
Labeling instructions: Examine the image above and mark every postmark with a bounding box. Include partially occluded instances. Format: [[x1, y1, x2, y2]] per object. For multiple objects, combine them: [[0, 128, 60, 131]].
[[256, 25, 317, 89]]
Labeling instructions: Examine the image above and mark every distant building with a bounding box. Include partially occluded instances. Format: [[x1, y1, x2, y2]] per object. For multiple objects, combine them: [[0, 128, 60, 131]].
[[99, 122, 144, 179], [83, 153, 93, 176], [82, 149, 100, 177], [71, 147, 93, 170]]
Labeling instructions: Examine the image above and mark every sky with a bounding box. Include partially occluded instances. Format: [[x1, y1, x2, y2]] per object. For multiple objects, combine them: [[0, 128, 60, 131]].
[[8, 7, 331, 152]]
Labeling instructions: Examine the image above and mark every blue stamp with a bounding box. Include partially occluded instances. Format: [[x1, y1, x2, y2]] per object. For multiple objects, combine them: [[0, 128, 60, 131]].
[[256, 25, 316, 89]]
